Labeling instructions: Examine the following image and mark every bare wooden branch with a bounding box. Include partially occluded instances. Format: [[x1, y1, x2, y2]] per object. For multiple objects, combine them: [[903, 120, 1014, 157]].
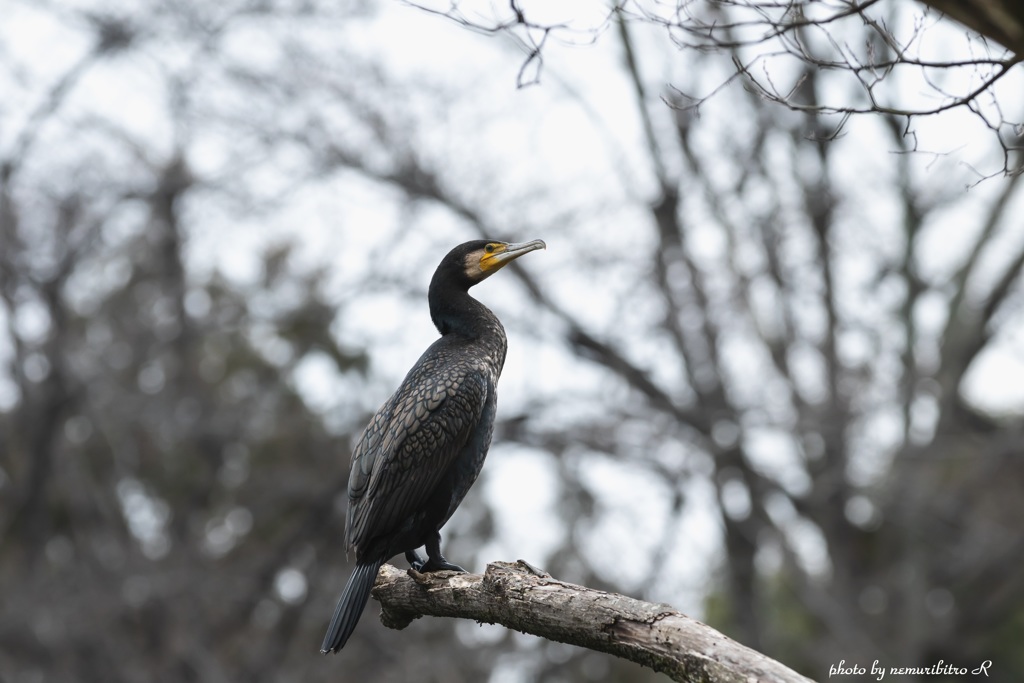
[[371, 561, 817, 683]]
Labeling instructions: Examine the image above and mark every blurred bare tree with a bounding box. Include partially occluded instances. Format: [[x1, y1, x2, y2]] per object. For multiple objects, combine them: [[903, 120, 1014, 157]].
[[413, 0, 1024, 176], [0, 2, 503, 681], [342, 6, 1024, 681], [2, 1, 1024, 682]]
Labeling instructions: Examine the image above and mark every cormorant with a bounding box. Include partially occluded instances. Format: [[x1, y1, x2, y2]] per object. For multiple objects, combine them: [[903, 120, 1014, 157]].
[[320, 238, 546, 654]]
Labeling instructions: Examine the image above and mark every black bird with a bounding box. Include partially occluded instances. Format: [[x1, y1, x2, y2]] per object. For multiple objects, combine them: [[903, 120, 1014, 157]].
[[321, 238, 546, 654]]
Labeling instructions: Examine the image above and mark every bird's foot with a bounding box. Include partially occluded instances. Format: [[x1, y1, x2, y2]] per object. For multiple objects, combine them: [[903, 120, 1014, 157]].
[[420, 554, 467, 573]]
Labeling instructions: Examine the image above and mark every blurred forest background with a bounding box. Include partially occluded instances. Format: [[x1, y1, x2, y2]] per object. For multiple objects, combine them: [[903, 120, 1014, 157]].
[[2, 1, 1024, 682]]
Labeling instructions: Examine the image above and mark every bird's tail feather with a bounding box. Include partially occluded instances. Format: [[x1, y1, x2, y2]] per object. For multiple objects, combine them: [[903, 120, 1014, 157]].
[[320, 559, 384, 654]]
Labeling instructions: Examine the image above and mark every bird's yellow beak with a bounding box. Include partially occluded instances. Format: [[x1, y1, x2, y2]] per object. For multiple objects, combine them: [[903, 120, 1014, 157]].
[[480, 239, 546, 273]]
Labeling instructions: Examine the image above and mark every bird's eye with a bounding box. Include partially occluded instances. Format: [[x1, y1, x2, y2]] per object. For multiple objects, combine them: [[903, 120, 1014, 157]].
[[485, 244, 495, 253]]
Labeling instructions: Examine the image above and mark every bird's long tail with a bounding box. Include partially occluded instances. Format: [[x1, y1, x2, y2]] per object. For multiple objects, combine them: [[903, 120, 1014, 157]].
[[320, 559, 385, 654]]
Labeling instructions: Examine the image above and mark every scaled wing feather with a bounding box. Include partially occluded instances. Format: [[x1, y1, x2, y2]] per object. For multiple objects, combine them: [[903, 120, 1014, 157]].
[[345, 368, 487, 553]]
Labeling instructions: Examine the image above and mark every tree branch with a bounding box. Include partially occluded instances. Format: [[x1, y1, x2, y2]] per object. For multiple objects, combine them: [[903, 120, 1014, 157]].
[[371, 561, 816, 683]]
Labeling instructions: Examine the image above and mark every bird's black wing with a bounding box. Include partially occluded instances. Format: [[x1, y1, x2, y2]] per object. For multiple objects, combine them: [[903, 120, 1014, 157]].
[[345, 357, 487, 554]]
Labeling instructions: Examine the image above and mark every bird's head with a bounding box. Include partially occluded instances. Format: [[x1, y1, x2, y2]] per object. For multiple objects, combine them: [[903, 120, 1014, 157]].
[[435, 239, 547, 290], [428, 239, 545, 336]]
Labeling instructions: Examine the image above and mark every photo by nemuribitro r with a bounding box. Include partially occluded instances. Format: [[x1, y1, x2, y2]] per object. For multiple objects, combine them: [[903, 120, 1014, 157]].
[[320, 239, 546, 654]]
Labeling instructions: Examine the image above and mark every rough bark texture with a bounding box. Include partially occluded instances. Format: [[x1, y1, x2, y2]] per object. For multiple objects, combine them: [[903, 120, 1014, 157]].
[[371, 561, 817, 683]]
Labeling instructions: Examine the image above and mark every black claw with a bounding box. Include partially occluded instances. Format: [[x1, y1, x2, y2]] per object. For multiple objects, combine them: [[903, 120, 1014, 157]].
[[420, 555, 466, 573]]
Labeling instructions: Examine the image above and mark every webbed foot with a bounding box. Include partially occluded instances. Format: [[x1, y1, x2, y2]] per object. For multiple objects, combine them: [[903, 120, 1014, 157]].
[[420, 554, 466, 573]]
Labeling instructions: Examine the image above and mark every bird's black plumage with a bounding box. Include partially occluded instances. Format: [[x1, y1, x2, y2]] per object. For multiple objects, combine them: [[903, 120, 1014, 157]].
[[321, 238, 545, 654]]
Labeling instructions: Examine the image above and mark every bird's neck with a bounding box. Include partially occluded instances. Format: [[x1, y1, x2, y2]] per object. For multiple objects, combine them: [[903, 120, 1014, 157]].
[[429, 286, 506, 348]]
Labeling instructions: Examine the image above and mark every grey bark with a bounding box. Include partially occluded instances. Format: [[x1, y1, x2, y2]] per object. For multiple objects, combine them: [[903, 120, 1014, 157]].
[[371, 561, 817, 683]]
